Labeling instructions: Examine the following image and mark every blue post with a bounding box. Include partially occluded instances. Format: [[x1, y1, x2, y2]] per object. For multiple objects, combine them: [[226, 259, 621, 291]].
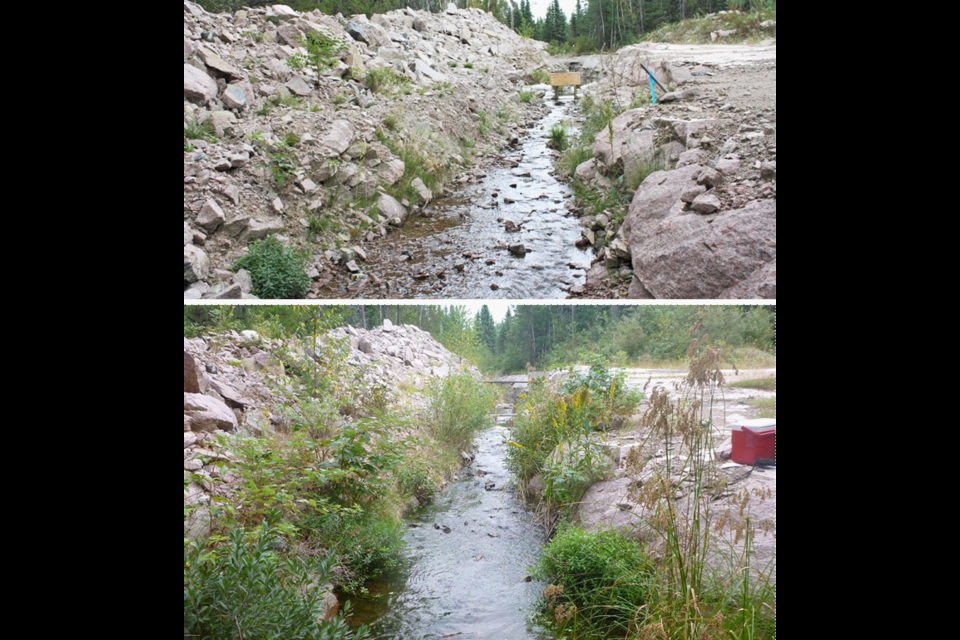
[[650, 73, 657, 106]]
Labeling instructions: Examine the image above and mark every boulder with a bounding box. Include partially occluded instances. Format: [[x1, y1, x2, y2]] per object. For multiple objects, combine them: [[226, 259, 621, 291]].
[[318, 120, 356, 157], [184, 64, 218, 103], [184, 245, 210, 285], [196, 199, 225, 233], [377, 159, 406, 185], [184, 37, 198, 62], [632, 199, 777, 299], [184, 392, 239, 432], [222, 84, 247, 110], [691, 192, 721, 215], [184, 349, 207, 394], [285, 76, 314, 96], [378, 193, 408, 223], [197, 48, 242, 81]]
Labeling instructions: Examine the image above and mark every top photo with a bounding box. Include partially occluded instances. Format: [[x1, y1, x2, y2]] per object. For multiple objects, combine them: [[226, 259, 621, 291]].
[[184, 1, 776, 300]]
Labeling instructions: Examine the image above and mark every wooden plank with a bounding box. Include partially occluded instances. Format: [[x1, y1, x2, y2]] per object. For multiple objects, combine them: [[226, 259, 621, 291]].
[[550, 73, 581, 87]]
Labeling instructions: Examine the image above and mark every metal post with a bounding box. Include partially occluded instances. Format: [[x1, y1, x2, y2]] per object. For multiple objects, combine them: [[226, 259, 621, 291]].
[[650, 74, 657, 106]]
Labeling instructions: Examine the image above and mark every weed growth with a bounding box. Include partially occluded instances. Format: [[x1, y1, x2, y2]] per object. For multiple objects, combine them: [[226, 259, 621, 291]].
[[234, 238, 310, 300]]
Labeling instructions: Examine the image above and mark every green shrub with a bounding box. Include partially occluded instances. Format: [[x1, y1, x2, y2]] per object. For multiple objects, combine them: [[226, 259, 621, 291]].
[[299, 510, 405, 594], [535, 527, 653, 634], [288, 30, 348, 75], [426, 373, 498, 451], [184, 523, 370, 640], [519, 91, 535, 103], [184, 118, 215, 142], [234, 238, 311, 300]]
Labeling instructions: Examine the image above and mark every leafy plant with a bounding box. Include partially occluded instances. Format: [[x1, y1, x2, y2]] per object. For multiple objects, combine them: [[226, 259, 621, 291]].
[[535, 527, 653, 635], [184, 522, 370, 640], [234, 238, 310, 300], [463, 63, 474, 69], [520, 91, 535, 103], [448, 61, 458, 68], [283, 131, 301, 148], [288, 30, 348, 75]]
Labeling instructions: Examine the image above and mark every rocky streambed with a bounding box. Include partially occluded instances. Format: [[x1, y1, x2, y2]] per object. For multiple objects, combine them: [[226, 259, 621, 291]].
[[322, 95, 593, 299], [342, 413, 555, 639]]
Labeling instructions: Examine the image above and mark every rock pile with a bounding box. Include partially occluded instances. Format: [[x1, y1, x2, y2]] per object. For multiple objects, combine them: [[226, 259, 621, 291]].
[[183, 2, 554, 298], [183, 321, 480, 540], [571, 46, 776, 299]]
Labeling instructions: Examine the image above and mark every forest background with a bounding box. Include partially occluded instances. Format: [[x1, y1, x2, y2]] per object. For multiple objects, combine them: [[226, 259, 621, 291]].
[[184, 304, 776, 374]]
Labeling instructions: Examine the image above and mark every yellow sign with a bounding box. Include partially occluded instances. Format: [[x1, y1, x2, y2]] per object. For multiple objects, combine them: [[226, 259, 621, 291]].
[[550, 73, 582, 87]]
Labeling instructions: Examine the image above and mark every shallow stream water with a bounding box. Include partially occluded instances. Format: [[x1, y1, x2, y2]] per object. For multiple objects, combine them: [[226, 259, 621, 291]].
[[342, 415, 555, 640], [322, 96, 592, 299]]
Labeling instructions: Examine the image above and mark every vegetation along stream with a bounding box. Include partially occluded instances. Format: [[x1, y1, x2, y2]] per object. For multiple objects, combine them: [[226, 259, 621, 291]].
[[343, 411, 556, 639], [323, 96, 592, 299]]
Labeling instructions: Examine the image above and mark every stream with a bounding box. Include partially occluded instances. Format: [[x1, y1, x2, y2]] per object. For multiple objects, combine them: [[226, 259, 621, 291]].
[[342, 412, 555, 639], [322, 95, 592, 299]]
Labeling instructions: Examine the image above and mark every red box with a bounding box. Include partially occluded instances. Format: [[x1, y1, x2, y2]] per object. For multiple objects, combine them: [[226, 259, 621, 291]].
[[731, 420, 777, 465]]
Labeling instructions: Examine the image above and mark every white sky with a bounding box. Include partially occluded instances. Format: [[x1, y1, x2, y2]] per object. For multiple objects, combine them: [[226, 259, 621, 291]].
[[530, 0, 580, 20]]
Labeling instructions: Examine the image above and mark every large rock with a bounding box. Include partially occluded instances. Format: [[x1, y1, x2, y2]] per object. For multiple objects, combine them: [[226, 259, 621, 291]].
[[184, 64, 218, 103], [377, 159, 406, 185], [184, 392, 238, 432], [378, 193, 408, 223], [284, 76, 314, 96], [184, 347, 207, 394], [184, 245, 210, 285], [318, 120, 356, 157], [631, 199, 777, 299], [222, 84, 247, 110], [197, 199, 225, 232], [184, 37, 198, 62], [197, 48, 242, 81]]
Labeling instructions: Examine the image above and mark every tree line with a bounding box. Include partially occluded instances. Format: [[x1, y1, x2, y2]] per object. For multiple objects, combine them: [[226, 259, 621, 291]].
[[185, 304, 775, 374]]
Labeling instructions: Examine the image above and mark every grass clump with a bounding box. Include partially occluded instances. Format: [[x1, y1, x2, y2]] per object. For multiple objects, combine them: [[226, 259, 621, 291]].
[[184, 118, 216, 142], [625, 153, 671, 192], [448, 61, 458, 68], [365, 68, 411, 94], [463, 63, 474, 69], [234, 238, 310, 300], [749, 397, 777, 419], [519, 91, 535, 103], [728, 377, 777, 391], [548, 124, 570, 152]]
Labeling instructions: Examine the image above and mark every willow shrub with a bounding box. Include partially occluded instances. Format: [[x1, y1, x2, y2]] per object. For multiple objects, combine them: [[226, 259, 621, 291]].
[[426, 373, 498, 452], [184, 523, 370, 640]]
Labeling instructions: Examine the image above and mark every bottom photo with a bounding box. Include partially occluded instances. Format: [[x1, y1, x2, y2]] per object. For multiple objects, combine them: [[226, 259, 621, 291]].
[[183, 304, 776, 640]]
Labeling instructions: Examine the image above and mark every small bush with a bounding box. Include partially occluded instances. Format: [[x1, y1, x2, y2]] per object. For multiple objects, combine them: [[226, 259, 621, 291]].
[[535, 527, 653, 633], [426, 373, 498, 451], [234, 238, 310, 300], [288, 29, 348, 75], [448, 61, 458, 68], [300, 510, 405, 594], [184, 523, 369, 640], [519, 91, 535, 103]]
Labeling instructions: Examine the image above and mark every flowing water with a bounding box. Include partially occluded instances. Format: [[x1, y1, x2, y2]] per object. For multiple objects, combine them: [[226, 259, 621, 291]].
[[342, 414, 555, 640], [322, 96, 592, 299]]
